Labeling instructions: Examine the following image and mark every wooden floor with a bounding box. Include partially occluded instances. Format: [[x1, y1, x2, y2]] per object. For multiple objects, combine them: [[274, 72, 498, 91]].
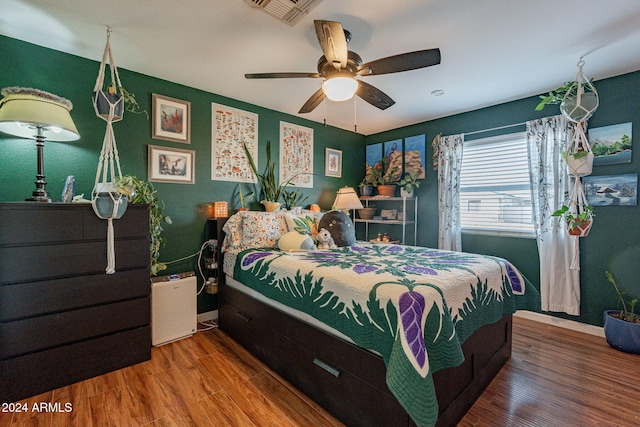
[[2, 316, 639, 426]]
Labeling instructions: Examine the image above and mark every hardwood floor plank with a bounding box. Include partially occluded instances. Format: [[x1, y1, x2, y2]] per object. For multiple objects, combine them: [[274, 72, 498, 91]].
[[199, 391, 256, 426]]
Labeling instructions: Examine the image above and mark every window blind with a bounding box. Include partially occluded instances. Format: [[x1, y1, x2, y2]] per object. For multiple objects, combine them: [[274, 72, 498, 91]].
[[459, 132, 534, 236]]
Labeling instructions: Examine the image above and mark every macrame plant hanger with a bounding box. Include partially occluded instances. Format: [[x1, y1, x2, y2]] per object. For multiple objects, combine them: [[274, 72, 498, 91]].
[[561, 59, 599, 269], [91, 27, 128, 274]]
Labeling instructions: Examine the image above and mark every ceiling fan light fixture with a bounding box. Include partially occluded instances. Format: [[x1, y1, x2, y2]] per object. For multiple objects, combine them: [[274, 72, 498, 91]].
[[322, 76, 358, 101]]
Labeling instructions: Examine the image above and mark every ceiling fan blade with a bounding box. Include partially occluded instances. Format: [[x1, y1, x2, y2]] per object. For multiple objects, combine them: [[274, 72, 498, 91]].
[[357, 48, 441, 76], [357, 81, 395, 110], [314, 20, 348, 70], [298, 87, 326, 113], [245, 72, 321, 79]]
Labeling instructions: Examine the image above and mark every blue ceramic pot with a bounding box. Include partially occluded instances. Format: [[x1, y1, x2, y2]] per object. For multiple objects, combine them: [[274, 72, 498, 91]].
[[359, 185, 374, 197], [93, 192, 128, 219], [603, 310, 640, 355]]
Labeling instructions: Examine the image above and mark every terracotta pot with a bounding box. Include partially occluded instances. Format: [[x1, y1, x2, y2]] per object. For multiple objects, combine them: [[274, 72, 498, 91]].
[[377, 185, 396, 197], [567, 218, 592, 236], [357, 207, 376, 220]]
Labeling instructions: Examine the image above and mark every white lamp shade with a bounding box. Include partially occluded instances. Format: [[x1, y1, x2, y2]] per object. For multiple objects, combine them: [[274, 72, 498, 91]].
[[333, 186, 364, 210], [0, 90, 79, 141], [322, 76, 358, 101]]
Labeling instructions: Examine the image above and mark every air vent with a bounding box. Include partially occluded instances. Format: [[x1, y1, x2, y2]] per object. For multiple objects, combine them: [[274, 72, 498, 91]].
[[244, 0, 323, 25]]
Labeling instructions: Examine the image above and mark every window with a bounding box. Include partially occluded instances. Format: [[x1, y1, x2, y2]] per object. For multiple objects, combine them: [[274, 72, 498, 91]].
[[459, 132, 535, 237]]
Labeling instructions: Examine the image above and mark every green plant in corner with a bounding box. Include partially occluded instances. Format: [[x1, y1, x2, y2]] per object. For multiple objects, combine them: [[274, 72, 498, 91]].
[[115, 175, 172, 275], [606, 271, 638, 323]]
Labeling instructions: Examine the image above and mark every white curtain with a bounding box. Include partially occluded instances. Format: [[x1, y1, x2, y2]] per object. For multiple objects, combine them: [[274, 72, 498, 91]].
[[437, 133, 464, 251], [526, 116, 580, 315]]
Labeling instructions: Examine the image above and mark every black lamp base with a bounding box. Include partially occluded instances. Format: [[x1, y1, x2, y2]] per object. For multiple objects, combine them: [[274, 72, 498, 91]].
[[25, 132, 52, 203]]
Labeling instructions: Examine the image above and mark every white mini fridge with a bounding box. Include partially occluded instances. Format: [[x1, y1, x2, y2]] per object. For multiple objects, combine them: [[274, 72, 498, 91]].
[[151, 272, 197, 346]]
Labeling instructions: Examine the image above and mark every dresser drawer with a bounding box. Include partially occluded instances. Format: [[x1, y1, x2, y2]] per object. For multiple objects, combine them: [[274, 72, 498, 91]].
[[0, 296, 150, 358]]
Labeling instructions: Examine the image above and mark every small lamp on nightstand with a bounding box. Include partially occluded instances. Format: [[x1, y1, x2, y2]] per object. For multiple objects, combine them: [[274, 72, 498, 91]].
[[0, 87, 80, 202], [333, 186, 364, 214]]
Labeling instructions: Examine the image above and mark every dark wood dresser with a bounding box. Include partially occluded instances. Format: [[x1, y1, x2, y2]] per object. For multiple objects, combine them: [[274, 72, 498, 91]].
[[0, 203, 151, 403]]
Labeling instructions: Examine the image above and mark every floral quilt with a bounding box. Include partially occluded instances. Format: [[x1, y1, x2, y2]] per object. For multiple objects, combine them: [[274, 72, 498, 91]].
[[232, 242, 539, 427]]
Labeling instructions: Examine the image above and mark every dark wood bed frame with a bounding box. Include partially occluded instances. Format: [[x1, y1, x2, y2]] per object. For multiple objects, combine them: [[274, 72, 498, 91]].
[[214, 220, 512, 426]]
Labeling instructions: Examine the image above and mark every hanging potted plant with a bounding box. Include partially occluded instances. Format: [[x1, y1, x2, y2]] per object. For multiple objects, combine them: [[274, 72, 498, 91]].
[[551, 204, 594, 236], [93, 84, 148, 121], [397, 171, 421, 198], [115, 175, 172, 276], [603, 271, 640, 354]]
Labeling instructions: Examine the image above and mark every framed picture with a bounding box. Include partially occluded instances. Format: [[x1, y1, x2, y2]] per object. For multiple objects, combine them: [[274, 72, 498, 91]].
[[152, 94, 191, 143], [211, 103, 258, 183], [280, 121, 313, 188], [583, 173, 638, 206], [148, 145, 195, 184], [325, 148, 342, 177], [588, 122, 632, 166]]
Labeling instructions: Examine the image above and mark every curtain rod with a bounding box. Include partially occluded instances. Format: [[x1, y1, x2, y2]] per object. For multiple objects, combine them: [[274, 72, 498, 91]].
[[464, 121, 526, 137]]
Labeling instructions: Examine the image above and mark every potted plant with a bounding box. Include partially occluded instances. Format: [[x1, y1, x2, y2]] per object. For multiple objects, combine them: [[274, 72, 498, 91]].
[[398, 171, 421, 198], [115, 175, 172, 275], [371, 159, 400, 197], [282, 189, 309, 210], [359, 165, 376, 197], [551, 204, 594, 236], [234, 183, 255, 211], [242, 141, 300, 211], [604, 271, 640, 354], [93, 84, 148, 120], [535, 80, 598, 122]]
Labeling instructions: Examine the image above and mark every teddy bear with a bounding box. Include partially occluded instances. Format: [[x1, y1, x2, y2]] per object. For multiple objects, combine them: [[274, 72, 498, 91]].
[[315, 228, 338, 250]]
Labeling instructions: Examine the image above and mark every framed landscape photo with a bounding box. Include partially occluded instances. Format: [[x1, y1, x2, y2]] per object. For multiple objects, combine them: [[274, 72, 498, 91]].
[[583, 173, 638, 206], [152, 94, 191, 143], [325, 148, 342, 177], [148, 145, 195, 184], [588, 122, 632, 166]]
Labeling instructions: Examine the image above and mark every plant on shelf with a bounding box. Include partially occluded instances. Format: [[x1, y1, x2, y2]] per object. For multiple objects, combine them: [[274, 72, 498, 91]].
[[551, 204, 594, 236], [398, 171, 422, 195], [603, 271, 640, 355], [243, 140, 300, 211], [114, 175, 172, 275], [359, 165, 377, 197]]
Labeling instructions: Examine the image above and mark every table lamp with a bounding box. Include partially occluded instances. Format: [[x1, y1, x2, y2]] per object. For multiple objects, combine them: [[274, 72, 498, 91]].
[[0, 87, 80, 202], [333, 186, 364, 212]]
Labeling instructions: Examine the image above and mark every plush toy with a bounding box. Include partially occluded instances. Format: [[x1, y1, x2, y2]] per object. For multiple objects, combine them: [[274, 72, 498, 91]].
[[278, 231, 317, 251], [318, 210, 356, 247], [316, 228, 338, 250]]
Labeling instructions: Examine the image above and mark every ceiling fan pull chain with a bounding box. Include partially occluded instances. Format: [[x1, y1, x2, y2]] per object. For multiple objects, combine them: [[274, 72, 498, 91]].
[[354, 96, 357, 133]]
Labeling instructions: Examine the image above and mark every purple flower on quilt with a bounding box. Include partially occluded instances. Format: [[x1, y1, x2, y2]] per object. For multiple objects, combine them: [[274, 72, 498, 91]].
[[241, 251, 273, 267], [353, 264, 378, 274], [386, 245, 403, 253], [399, 292, 427, 370], [351, 245, 370, 252], [421, 250, 448, 257], [506, 263, 523, 293], [403, 265, 437, 275]]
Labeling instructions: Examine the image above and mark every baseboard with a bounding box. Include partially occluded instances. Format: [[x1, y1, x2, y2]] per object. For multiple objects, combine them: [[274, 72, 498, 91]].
[[197, 310, 218, 323], [515, 310, 604, 337]]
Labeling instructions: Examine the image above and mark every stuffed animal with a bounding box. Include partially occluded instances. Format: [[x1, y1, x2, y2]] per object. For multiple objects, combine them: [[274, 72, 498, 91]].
[[316, 228, 338, 250], [318, 210, 356, 247]]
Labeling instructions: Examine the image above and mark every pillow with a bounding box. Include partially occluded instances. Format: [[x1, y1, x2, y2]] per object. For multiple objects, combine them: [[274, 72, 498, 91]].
[[285, 212, 321, 239], [278, 231, 317, 251], [240, 211, 288, 249], [318, 210, 356, 247], [222, 211, 289, 251]]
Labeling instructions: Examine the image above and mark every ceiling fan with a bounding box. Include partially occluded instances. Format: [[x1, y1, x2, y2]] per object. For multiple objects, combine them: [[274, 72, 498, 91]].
[[245, 20, 441, 114]]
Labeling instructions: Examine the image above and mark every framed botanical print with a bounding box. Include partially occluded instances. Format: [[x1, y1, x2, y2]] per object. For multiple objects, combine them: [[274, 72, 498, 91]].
[[325, 148, 342, 177]]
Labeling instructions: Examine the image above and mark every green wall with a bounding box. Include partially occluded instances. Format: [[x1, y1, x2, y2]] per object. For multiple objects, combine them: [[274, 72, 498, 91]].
[[366, 70, 640, 326], [0, 35, 365, 313]]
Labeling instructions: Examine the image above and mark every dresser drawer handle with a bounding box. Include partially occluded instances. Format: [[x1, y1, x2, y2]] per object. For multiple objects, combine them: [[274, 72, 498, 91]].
[[235, 311, 251, 322], [313, 358, 341, 378]]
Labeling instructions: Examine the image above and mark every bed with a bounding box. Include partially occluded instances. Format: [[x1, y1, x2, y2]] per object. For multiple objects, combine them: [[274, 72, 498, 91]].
[[217, 211, 539, 427]]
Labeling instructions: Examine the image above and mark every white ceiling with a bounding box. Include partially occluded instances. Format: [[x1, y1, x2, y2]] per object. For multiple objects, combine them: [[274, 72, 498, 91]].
[[2, 0, 640, 135]]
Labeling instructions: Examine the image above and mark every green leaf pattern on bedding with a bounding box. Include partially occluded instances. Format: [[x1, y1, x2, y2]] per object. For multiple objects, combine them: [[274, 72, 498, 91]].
[[234, 242, 538, 427]]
